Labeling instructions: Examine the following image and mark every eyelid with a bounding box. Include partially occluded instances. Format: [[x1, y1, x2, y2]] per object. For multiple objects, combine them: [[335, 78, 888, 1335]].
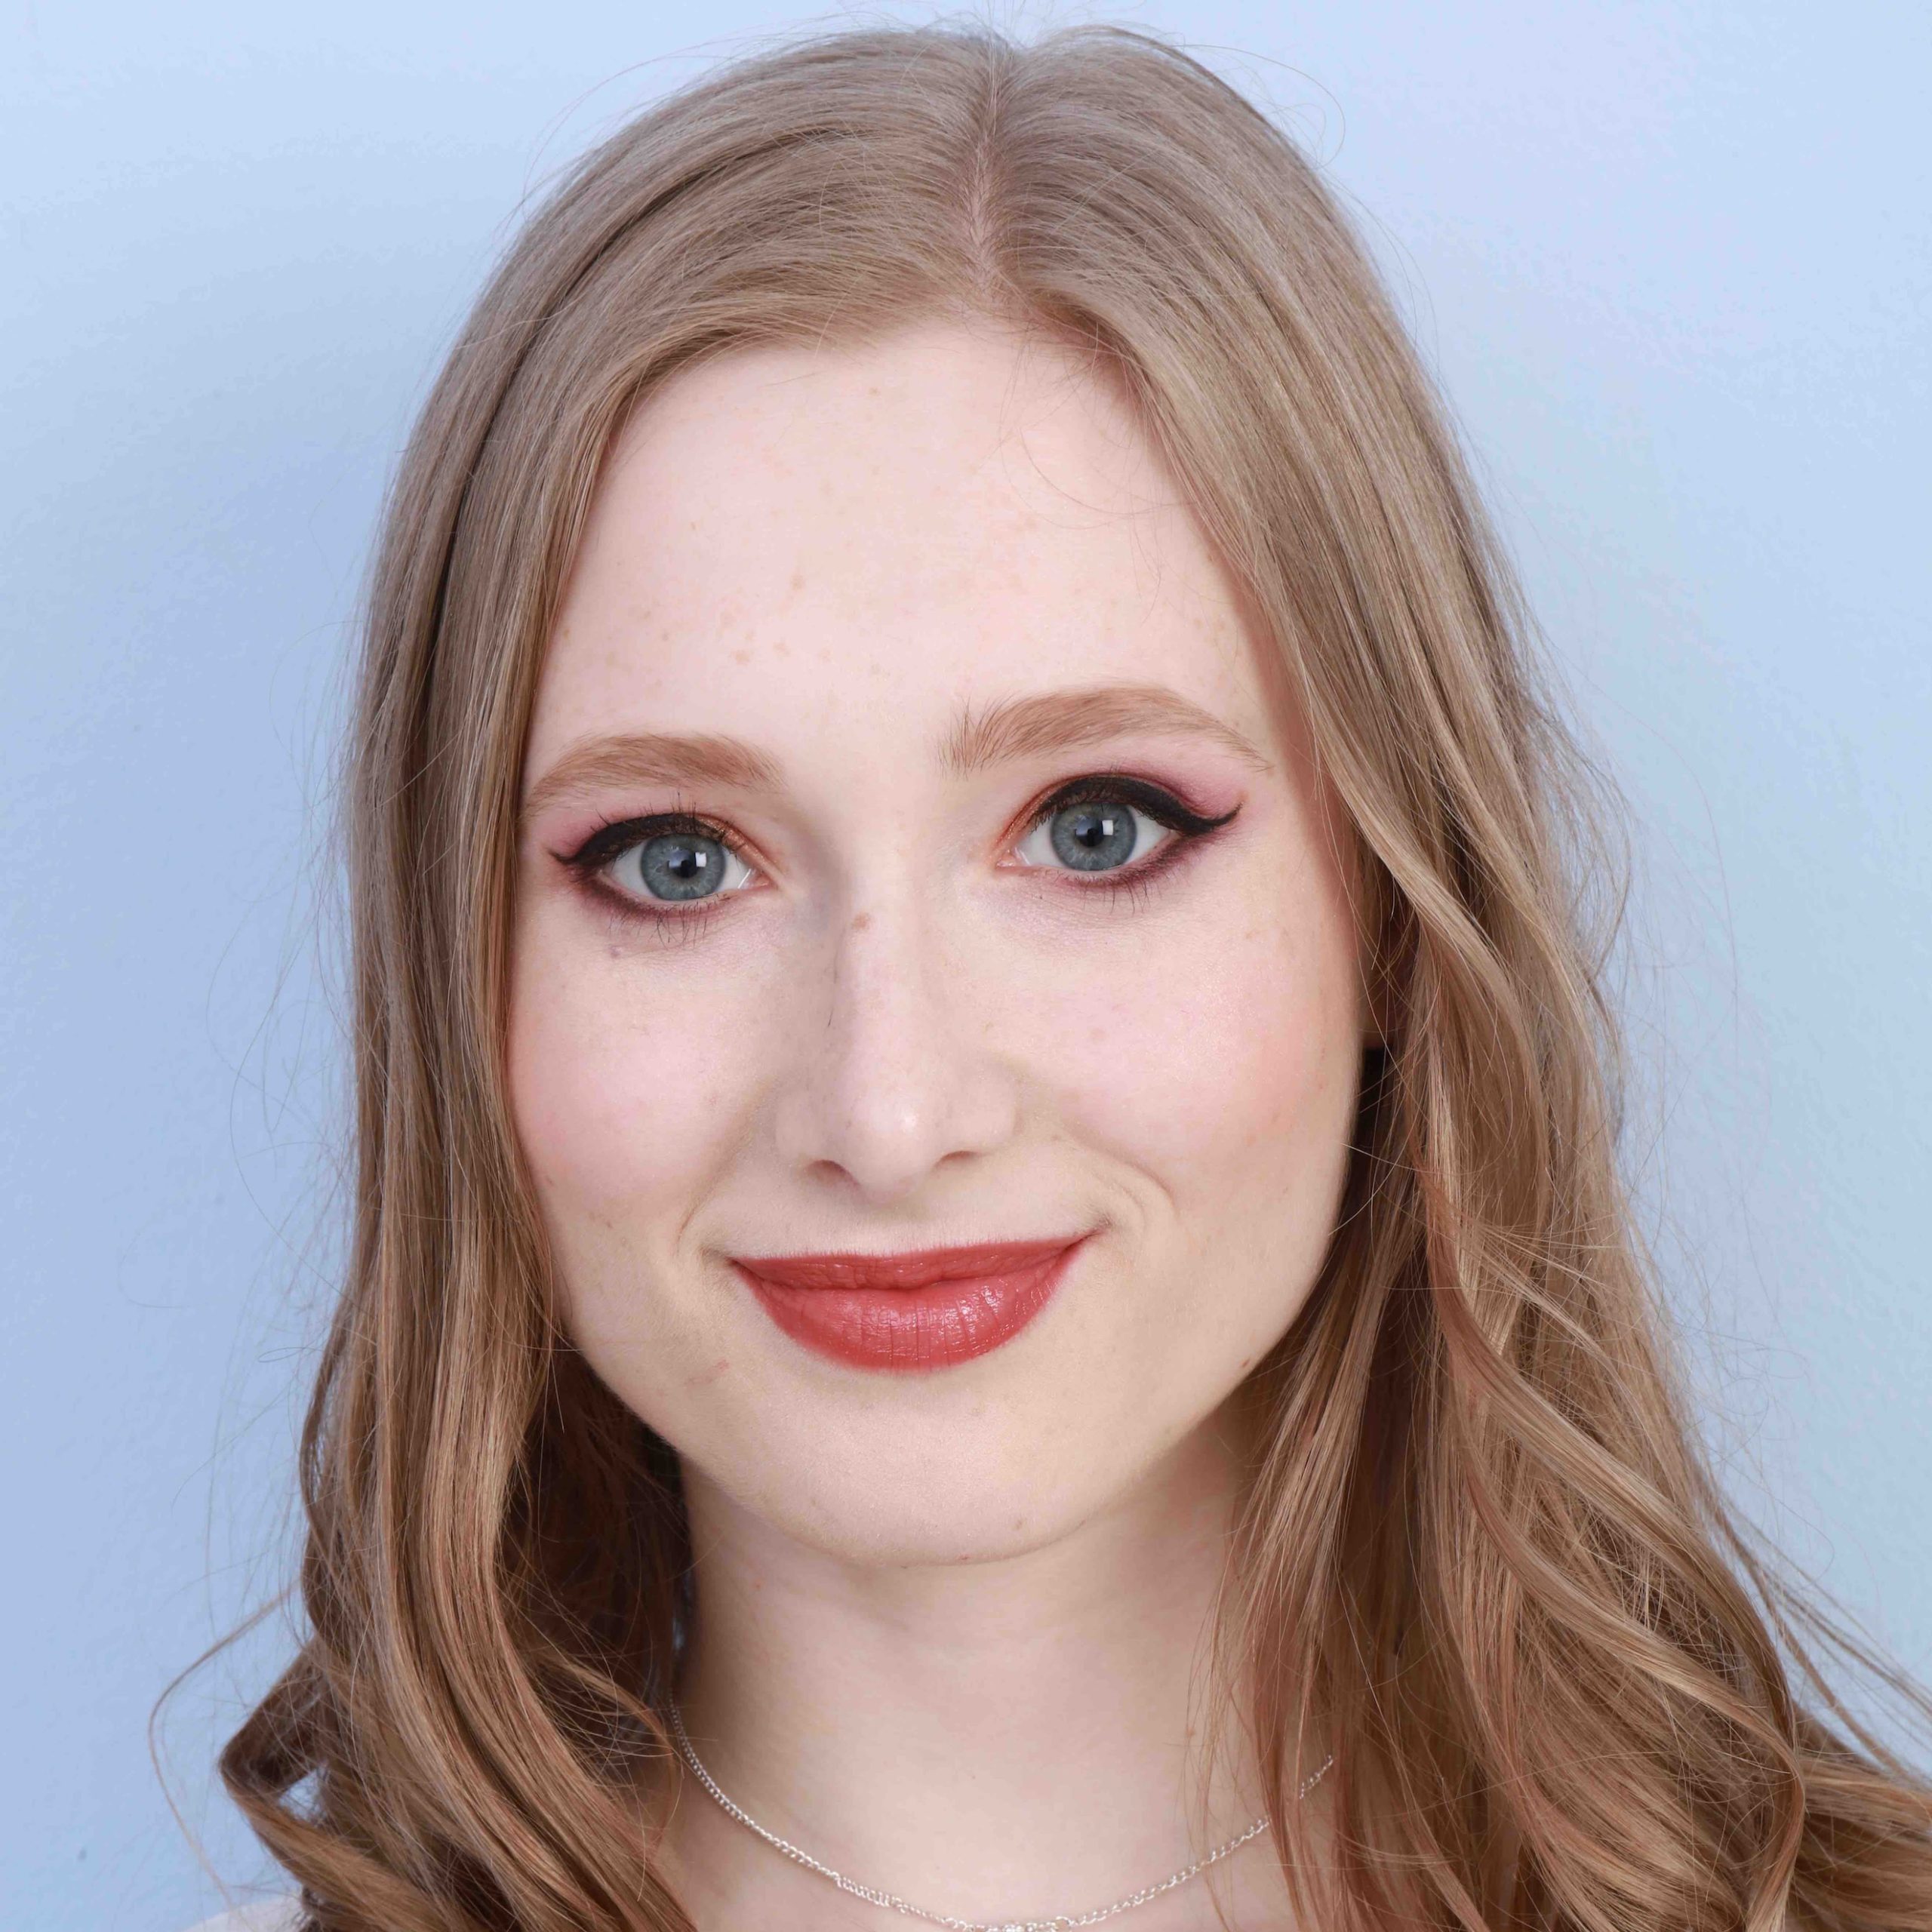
[[554, 809, 766, 929], [560, 808, 755, 875], [1014, 772, 1238, 844]]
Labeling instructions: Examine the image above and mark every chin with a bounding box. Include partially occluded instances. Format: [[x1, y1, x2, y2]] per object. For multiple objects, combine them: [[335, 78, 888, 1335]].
[[682, 1352, 1238, 1571], [732, 1443, 1138, 1568]]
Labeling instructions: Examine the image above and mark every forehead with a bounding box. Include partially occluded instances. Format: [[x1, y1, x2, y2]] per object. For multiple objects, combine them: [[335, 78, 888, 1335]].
[[531, 321, 1273, 759]]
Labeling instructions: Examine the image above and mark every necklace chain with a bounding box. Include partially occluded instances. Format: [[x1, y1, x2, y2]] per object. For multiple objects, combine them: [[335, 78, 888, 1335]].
[[664, 1700, 1334, 1932]]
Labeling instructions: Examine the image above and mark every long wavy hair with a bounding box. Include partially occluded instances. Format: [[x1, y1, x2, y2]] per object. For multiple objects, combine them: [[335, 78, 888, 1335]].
[[209, 22, 1932, 1932]]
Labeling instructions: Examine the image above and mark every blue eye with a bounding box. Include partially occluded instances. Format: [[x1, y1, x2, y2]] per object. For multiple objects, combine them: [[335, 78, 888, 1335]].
[[625, 831, 743, 900], [1012, 775, 1238, 882], [565, 815, 758, 909], [1018, 798, 1168, 872]]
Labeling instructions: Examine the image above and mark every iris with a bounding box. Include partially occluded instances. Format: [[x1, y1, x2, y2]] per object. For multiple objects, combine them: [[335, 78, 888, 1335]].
[[633, 832, 730, 900], [1048, 801, 1140, 871]]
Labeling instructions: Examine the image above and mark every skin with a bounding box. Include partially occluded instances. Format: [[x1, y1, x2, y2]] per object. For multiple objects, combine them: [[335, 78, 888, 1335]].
[[508, 320, 1367, 1928]]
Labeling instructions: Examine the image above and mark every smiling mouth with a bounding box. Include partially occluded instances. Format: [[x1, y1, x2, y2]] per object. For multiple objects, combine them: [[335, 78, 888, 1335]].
[[731, 1236, 1088, 1371]]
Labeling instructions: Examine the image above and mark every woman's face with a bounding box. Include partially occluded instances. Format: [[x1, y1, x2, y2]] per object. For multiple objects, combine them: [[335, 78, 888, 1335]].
[[509, 321, 1367, 1564]]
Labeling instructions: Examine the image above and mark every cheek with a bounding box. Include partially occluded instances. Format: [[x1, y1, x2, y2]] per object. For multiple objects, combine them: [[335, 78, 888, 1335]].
[[506, 909, 773, 1241], [1014, 869, 1361, 1218]]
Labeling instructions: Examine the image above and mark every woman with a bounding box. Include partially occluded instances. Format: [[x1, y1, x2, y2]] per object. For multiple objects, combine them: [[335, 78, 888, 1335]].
[[196, 21, 1932, 1932]]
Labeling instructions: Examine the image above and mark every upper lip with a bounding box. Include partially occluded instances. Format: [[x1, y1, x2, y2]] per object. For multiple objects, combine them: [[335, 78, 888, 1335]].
[[731, 1236, 1086, 1292]]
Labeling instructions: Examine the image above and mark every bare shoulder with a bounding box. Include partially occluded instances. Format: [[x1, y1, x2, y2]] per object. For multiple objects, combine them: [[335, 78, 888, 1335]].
[[185, 1901, 304, 1932]]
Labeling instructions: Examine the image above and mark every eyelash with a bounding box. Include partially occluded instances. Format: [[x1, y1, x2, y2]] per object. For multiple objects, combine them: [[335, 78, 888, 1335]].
[[1014, 774, 1237, 900], [555, 775, 1238, 928]]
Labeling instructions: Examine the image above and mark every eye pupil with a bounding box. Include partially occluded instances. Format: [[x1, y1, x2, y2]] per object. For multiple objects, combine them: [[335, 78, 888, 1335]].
[[1049, 801, 1137, 872], [638, 833, 725, 900]]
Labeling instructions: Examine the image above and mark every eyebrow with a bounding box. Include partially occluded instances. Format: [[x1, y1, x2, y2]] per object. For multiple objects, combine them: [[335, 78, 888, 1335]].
[[519, 731, 784, 826], [520, 682, 1268, 825], [940, 683, 1270, 776]]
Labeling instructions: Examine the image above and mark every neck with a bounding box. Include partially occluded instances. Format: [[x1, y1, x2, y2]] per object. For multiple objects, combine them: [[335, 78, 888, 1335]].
[[652, 1398, 1309, 1930]]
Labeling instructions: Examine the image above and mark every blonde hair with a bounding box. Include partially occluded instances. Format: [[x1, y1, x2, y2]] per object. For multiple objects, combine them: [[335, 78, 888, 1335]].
[[212, 23, 1932, 1931]]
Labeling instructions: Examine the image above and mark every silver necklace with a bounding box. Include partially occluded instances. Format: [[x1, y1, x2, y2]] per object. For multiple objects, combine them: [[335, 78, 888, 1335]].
[[665, 1700, 1334, 1932]]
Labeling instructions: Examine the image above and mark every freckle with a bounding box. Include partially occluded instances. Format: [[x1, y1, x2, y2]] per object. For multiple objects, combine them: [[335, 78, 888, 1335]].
[[789, 567, 805, 592], [849, 911, 872, 933], [732, 648, 749, 664]]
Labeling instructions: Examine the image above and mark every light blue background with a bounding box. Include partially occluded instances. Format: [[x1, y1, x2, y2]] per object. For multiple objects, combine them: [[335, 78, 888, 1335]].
[[3, 3, 1927, 1926]]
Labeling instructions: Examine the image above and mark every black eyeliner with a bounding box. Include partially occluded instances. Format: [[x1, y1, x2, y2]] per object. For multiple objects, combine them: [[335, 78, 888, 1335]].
[[560, 810, 733, 875], [1029, 772, 1239, 839]]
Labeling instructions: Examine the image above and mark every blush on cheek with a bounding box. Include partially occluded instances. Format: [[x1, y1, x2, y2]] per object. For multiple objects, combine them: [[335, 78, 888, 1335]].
[[508, 940, 764, 1226], [1022, 898, 1352, 1193]]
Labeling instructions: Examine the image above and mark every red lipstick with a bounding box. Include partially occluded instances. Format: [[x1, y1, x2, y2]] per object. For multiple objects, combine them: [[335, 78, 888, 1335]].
[[732, 1236, 1084, 1371]]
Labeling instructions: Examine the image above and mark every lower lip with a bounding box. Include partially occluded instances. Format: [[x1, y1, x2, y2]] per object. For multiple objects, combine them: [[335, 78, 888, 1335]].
[[732, 1238, 1084, 1372]]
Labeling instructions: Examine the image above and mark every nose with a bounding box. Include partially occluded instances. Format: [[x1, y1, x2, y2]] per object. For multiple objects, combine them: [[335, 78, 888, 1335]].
[[771, 900, 1022, 1204]]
